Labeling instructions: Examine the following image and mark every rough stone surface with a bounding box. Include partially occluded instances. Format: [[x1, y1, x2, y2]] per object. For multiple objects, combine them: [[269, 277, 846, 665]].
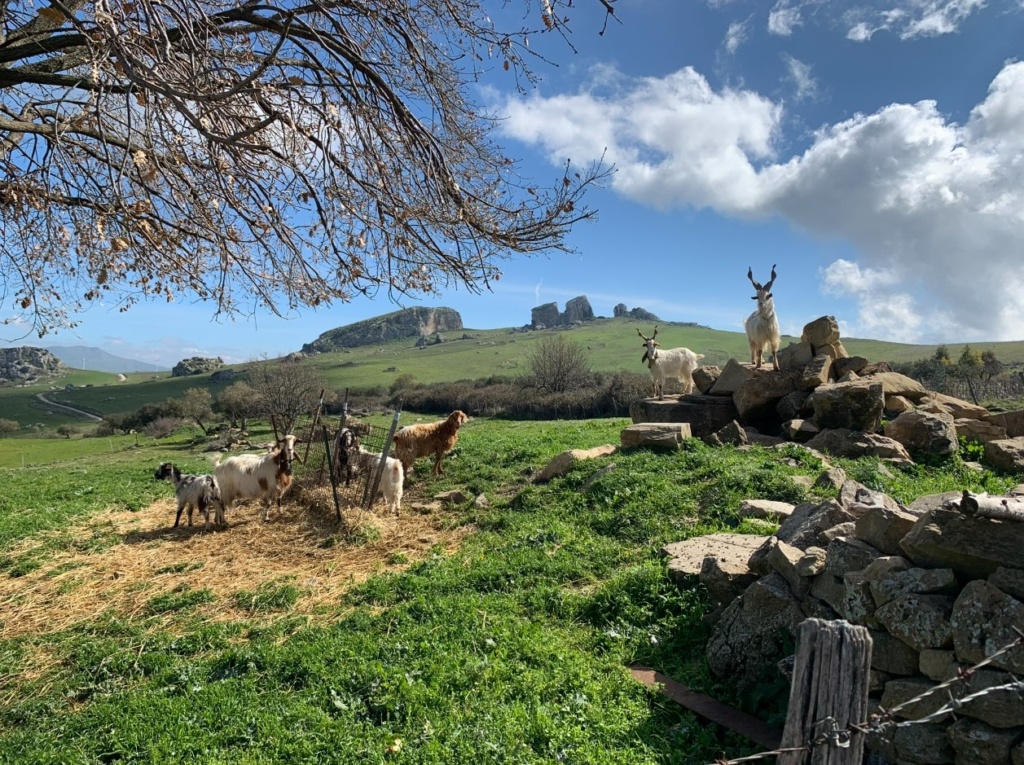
[[660, 533, 768, 584], [619, 423, 691, 450], [708, 358, 755, 396], [304, 306, 463, 351], [900, 506, 1024, 579], [171, 356, 223, 377], [812, 380, 885, 432], [0, 346, 67, 384], [883, 410, 959, 457], [950, 580, 1024, 674], [629, 394, 738, 437], [737, 499, 794, 522], [801, 315, 841, 348], [705, 572, 804, 693], [983, 437, 1024, 473], [805, 428, 912, 461], [535, 445, 618, 482], [946, 718, 1022, 765], [875, 593, 954, 651], [855, 505, 919, 556]]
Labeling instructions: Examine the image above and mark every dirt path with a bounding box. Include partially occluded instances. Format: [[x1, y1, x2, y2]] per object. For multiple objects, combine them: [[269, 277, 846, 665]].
[[35, 392, 103, 422]]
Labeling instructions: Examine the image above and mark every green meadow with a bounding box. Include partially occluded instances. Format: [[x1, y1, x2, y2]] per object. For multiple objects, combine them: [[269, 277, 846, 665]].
[[1, 415, 1015, 764]]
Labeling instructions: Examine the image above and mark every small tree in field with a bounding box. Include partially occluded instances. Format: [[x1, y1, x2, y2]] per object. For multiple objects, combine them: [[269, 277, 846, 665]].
[[216, 382, 260, 431], [526, 335, 593, 394], [0, 418, 19, 438], [246, 361, 333, 435], [56, 424, 79, 439], [178, 388, 216, 435]]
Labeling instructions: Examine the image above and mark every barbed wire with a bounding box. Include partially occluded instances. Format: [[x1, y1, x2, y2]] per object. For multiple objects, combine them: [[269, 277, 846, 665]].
[[707, 629, 1024, 765]]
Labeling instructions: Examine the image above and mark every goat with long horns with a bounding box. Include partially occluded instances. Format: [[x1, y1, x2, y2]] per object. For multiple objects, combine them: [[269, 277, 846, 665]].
[[638, 326, 704, 400], [744, 264, 781, 370]]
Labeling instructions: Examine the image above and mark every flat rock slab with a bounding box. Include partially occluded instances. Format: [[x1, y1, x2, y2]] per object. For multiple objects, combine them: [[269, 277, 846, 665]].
[[661, 533, 769, 584], [620, 422, 692, 450], [630, 394, 739, 437]]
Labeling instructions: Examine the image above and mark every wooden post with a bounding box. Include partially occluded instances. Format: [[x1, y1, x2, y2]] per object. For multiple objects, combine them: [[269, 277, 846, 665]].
[[362, 408, 402, 511], [322, 424, 345, 527], [777, 619, 872, 765]]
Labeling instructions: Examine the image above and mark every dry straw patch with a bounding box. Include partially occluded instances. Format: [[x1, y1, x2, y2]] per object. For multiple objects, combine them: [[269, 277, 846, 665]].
[[0, 483, 471, 640]]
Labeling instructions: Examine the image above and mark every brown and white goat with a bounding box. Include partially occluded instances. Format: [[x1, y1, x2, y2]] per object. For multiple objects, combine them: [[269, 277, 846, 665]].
[[744, 264, 781, 370], [638, 326, 704, 400], [213, 435, 302, 522]]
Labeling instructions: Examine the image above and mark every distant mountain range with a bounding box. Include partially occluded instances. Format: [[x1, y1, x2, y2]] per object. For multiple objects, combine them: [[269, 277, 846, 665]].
[[45, 345, 169, 374]]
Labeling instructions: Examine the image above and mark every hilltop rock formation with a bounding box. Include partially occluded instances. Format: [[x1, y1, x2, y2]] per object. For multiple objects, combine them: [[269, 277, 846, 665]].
[[302, 307, 463, 352], [0, 347, 67, 384], [172, 357, 224, 377], [530, 295, 594, 328], [614, 303, 661, 322]]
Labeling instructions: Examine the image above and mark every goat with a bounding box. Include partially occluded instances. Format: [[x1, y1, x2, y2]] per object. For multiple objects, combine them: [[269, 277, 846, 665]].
[[153, 462, 224, 531], [745, 264, 781, 371], [333, 427, 361, 486], [392, 410, 469, 476], [355, 446, 404, 515], [213, 435, 302, 522], [637, 326, 704, 400]]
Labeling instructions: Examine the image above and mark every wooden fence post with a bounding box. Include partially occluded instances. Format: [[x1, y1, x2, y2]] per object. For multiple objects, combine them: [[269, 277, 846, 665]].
[[777, 618, 872, 765]]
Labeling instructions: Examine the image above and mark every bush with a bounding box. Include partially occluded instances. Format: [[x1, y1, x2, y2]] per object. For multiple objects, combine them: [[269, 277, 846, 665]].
[[146, 417, 185, 439]]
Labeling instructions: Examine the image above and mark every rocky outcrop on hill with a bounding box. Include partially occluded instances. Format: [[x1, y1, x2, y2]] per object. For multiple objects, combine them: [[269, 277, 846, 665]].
[[0, 347, 67, 384], [614, 303, 661, 322], [172, 356, 224, 377], [662, 477, 1024, 765], [302, 307, 463, 352], [530, 295, 594, 328]]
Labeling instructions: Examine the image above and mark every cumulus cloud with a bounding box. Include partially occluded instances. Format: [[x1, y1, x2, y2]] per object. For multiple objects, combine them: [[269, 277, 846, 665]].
[[497, 60, 1024, 341]]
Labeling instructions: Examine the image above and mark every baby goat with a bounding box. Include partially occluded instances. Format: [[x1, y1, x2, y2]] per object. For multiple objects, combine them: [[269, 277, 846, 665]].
[[153, 462, 224, 531], [213, 435, 302, 522], [638, 326, 704, 400], [744, 264, 781, 370]]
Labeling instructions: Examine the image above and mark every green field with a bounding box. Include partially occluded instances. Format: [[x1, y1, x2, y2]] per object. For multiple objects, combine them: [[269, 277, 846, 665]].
[[1, 416, 1014, 764], [3, 316, 1023, 429]]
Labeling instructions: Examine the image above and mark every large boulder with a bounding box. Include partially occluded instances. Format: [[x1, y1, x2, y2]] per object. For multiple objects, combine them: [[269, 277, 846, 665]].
[[732, 370, 799, 426], [530, 302, 560, 328], [883, 410, 959, 458], [630, 394, 739, 437], [800, 315, 840, 349], [303, 306, 463, 351], [900, 506, 1024, 579], [0, 346, 67, 383], [984, 438, 1024, 472], [812, 380, 885, 432], [562, 295, 594, 324], [804, 428, 912, 461]]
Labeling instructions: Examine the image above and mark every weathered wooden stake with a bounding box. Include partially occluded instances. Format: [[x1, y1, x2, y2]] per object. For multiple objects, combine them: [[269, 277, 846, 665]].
[[777, 619, 872, 765]]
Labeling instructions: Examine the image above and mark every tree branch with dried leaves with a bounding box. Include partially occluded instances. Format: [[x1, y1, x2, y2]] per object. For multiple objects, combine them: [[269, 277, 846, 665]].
[[0, 0, 614, 335]]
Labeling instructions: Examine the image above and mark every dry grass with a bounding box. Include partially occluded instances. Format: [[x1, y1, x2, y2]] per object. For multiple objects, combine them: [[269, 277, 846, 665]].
[[0, 482, 471, 640]]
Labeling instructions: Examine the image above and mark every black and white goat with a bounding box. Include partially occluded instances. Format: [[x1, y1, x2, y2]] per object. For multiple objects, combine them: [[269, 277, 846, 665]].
[[744, 264, 781, 371], [213, 435, 302, 522], [153, 462, 224, 531], [333, 427, 361, 487], [638, 326, 704, 400]]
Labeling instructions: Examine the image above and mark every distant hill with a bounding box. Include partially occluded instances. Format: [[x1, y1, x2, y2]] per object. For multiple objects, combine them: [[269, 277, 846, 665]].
[[45, 346, 169, 374], [302, 306, 463, 352]]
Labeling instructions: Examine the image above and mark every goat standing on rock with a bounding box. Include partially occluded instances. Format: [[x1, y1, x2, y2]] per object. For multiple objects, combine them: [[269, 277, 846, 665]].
[[745, 265, 781, 371], [638, 326, 704, 400]]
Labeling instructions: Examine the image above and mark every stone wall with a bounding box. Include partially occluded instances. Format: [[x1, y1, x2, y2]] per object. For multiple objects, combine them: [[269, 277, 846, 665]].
[[687, 473, 1024, 764]]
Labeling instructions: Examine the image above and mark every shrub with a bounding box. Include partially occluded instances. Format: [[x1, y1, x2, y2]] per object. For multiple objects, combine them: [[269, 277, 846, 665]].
[[145, 417, 185, 439]]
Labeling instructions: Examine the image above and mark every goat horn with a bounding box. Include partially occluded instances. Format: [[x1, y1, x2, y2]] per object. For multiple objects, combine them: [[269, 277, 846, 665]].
[[637, 328, 650, 342], [764, 264, 778, 292], [747, 267, 761, 290], [652, 325, 659, 338]]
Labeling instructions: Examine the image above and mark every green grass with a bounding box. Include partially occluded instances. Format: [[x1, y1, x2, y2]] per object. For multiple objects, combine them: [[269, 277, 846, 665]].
[[5, 315, 1024, 429], [0, 416, 1017, 764]]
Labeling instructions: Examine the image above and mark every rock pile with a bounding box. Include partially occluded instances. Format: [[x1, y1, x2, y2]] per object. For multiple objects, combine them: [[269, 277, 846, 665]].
[[171, 356, 224, 377], [630, 315, 1024, 472], [672, 474, 1024, 765]]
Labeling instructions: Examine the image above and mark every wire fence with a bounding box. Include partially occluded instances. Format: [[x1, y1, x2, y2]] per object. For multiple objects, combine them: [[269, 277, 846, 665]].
[[705, 628, 1024, 765], [290, 403, 403, 525]]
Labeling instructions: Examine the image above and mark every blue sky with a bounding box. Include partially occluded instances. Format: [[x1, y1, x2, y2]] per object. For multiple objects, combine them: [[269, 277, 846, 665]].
[[4, 0, 1024, 368]]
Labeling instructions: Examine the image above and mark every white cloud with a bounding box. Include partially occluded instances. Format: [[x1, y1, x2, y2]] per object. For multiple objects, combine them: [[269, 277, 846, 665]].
[[842, 1, 986, 41], [498, 60, 1024, 341], [782, 54, 818, 101], [724, 20, 748, 53], [768, 2, 804, 35]]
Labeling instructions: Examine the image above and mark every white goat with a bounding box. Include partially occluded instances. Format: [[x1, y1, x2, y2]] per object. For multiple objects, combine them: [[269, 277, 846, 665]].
[[213, 435, 302, 522], [744, 264, 781, 371], [153, 462, 224, 531], [638, 326, 704, 400], [356, 445, 404, 515]]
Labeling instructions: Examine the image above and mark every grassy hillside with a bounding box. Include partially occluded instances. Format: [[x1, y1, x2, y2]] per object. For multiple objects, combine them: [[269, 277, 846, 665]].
[[3, 316, 1023, 428]]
